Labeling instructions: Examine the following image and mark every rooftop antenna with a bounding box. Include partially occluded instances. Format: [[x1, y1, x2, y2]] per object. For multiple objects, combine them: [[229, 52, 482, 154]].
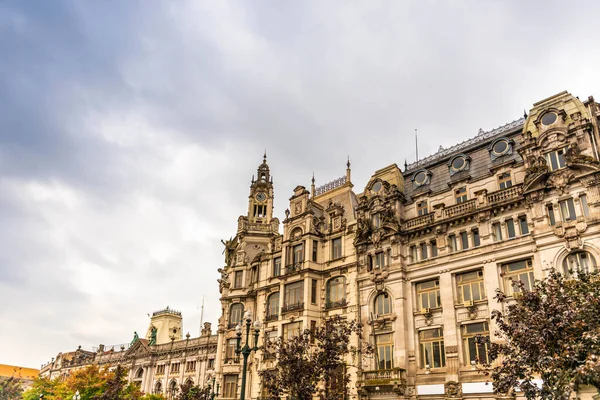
[[415, 129, 419, 162], [199, 296, 204, 336]]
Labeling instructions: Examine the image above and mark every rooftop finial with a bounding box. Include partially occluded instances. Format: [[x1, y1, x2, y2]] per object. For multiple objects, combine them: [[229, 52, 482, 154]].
[[523, 109, 528, 119], [404, 159, 408, 171], [311, 172, 315, 184], [263, 150, 267, 163], [346, 156, 351, 169]]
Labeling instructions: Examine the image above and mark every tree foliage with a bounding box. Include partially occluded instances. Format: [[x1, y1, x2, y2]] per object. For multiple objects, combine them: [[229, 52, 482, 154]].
[[478, 268, 600, 399], [0, 377, 22, 400], [259, 315, 371, 400], [22, 365, 142, 400], [174, 381, 210, 400]]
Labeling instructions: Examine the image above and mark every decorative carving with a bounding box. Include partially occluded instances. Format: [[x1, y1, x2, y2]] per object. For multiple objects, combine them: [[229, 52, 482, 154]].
[[547, 169, 575, 194], [354, 217, 371, 245], [221, 237, 238, 267], [294, 202, 302, 215], [444, 381, 462, 398], [217, 268, 230, 293], [524, 155, 548, 188], [565, 142, 599, 166]]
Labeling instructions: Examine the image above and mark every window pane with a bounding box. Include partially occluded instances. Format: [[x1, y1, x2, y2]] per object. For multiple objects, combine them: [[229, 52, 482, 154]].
[[506, 219, 515, 238], [548, 205, 556, 225], [581, 195, 590, 217], [519, 217, 529, 235]]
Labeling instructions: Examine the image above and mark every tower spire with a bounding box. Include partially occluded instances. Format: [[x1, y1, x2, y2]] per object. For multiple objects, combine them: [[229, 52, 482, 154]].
[[346, 156, 351, 183], [311, 172, 316, 198]]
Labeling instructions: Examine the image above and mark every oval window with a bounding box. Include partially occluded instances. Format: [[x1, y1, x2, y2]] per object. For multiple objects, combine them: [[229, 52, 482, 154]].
[[414, 171, 428, 186], [451, 156, 466, 171], [372, 181, 382, 192], [492, 140, 509, 155], [541, 112, 558, 126]]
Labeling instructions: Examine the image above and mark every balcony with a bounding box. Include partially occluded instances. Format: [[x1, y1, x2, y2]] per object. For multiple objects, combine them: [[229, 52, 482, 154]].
[[403, 213, 434, 231], [444, 199, 476, 219], [358, 368, 406, 395], [265, 313, 279, 322], [486, 183, 523, 205], [285, 262, 303, 275], [325, 298, 348, 310], [281, 302, 304, 313], [228, 322, 239, 329]]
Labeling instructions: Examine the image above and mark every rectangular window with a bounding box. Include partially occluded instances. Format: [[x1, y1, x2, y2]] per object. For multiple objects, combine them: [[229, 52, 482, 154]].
[[264, 330, 278, 359], [462, 322, 490, 365], [547, 204, 556, 226], [460, 231, 469, 250], [506, 218, 516, 238], [455, 187, 468, 204], [284, 281, 304, 307], [519, 216, 529, 235], [207, 359, 214, 369], [170, 362, 180, 374], [312, 240, 318, 262], [223, 375, 238, 398], [545, 148, 567, 171], [331, 238, 342, 259], [186, 361, 196, 372], [273, 257, 281, 277], [374, 252, 385, 269], [419, 328, 445, 369], [493, 222, 503, 241], [498, 172, 512, 190], [501, 259, 534, 295], [293, 243, 304, 264], [226, 339, 237, 361], [416, 279, 440, 310], [417, 200, 428, 216], [311, 279, 317, 304], [410, 245, 418, 262], [581, 195, 590, 217], [559, 198, 577, 221], [456, 269, 486, 303], [472, 229, 480, 247], [420, 242, 428, 260], [310, 320, 317, 343], [372, 213, 381, 229], [448, 234, 457, 252], [234, 271, 243, 288], [283, 321, 303, 341], [157, 365, 165, 375], [376, 333, 394, 370], [430, 240, 438, 257]]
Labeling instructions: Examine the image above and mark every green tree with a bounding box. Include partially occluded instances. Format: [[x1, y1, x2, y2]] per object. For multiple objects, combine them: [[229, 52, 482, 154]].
[[22, 376, 64, 400], [259, 315, 371, 400], [478, 268, 600, 399], [174, 381, 210, 400]]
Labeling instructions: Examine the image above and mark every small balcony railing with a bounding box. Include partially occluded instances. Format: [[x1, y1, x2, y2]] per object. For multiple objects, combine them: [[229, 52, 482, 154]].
[[486, 183, 523, 205], [444, 199, 476, 218], [403, 212, 434, 230], [228, 322, 239, 329], [265, 313, 279, 322], [281, 302, 304, 313], [325, 298, 348, 310], [285, 262, 303, 275], [360, 368, 405, 384]]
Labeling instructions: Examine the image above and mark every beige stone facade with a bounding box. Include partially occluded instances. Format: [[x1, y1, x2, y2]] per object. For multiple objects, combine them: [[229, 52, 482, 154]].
[[40, 308, 218, 398], [216, 91, 600, 399]]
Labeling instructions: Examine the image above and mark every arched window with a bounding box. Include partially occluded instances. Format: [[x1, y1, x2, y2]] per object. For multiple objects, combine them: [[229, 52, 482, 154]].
[[136, 368, 143, 379], [326, 277, 346, 308], [374, 292, 391, 316], [154, 381, 163, 394], [169, 380, 178, 397], [563, 251, 597, 276], [267, 293, 279, 320], [229, 303, 244, 328], [184, 378, 193, 386]]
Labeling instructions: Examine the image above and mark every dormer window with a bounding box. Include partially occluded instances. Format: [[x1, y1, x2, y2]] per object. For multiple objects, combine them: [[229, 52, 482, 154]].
[[449, 155, 470, 175], [412, 169, 431, 187]]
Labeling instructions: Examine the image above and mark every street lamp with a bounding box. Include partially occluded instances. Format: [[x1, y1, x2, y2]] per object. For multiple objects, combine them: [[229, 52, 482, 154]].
[[72, 390, 80, 400], [207, 371, 220, 400], [235, 310, 261, 400]]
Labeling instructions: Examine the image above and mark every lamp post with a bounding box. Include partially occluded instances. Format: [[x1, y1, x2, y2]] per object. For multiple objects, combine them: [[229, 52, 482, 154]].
[[72, 390, 80, 400], [207, 372, 220, 400], [235, 310, 261, 400]]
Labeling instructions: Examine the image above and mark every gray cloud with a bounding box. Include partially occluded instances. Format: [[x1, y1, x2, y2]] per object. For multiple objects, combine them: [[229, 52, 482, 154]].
[[1, 0, 599, 368]]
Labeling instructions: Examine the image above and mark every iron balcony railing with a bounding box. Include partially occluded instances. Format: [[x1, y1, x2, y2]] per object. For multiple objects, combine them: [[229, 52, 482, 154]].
[[265, 313, 279, 322], [325, 298, 348, 310], [285, 262, 303, 275], [281, 301, 304, 313]]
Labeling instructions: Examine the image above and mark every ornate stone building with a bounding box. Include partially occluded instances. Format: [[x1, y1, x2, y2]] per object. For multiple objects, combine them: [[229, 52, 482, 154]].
[[216, 91, 600, 399], [40, 307, 218, 398]]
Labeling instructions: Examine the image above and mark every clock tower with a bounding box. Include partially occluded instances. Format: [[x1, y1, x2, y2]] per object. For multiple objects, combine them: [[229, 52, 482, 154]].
[[247, 152, 274, 224]]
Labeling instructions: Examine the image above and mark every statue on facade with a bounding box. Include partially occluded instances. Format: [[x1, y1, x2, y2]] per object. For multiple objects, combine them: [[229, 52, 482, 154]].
[[354, 217, 371, 245], [565, 142, 598, 165], [524, 155, 549, 187], [217, 268, 230, 294], [148, 326, 157, 346], [221, 237, 238, 266], [130, 331, 139, 346]]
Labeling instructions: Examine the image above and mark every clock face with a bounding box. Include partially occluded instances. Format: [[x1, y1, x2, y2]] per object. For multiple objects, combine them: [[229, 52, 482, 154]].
[[256, 192, 267, 202]]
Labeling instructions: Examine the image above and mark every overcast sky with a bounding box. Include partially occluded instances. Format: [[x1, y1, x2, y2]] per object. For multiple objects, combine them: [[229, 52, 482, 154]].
[[1, 0, 599, 369]]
